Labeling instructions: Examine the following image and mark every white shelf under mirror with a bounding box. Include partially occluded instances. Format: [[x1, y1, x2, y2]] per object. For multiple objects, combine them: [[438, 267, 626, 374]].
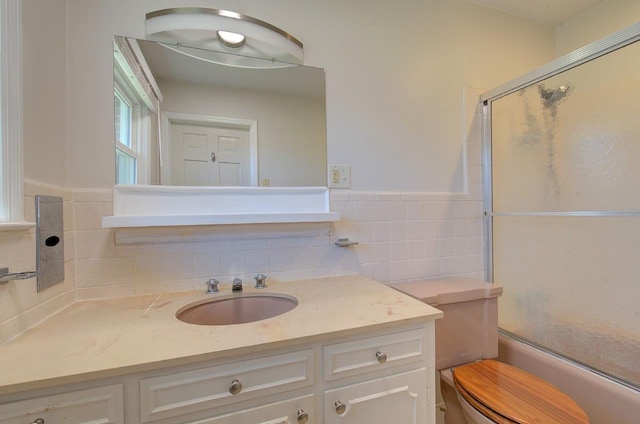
[[102, 185, 340, 241]]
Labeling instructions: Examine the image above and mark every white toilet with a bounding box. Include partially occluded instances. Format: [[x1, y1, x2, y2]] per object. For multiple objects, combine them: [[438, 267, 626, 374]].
[[393, 278, 589, 424]]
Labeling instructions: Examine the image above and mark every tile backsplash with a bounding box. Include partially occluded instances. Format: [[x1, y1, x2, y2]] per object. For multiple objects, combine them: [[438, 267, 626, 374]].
[[71, 189, 484, 301]]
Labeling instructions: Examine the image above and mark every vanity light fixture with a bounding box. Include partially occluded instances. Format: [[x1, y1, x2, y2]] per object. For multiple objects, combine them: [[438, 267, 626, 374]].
[[145, 8, 303, 68]]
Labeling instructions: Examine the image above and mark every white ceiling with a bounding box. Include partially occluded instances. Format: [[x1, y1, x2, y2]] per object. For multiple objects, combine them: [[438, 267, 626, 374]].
[[467, 0, 602, 26]]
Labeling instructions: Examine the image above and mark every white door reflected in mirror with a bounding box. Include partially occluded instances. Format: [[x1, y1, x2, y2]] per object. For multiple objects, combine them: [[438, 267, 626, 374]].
[[170, 123, 250, 186]]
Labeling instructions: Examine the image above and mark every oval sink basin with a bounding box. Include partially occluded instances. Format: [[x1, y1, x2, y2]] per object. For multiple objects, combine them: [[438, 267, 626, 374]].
[[176, 293, 298, 325]]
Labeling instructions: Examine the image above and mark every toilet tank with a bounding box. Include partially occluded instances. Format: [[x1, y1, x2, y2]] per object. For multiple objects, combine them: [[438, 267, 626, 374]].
[[392, 278, 503, 370]]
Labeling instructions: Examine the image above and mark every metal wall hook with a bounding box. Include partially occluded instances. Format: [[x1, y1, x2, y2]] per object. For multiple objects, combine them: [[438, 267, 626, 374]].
[[334, 238, 359, 248]]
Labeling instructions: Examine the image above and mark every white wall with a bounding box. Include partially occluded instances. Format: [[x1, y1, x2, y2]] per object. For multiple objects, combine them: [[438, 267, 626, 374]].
[[22, 0, 67, 186], [556, 0, 640, 56], [64, 0, 556, 191]]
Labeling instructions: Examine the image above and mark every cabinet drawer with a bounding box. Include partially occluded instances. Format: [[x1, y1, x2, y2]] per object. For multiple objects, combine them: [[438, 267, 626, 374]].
[[140, 349, 313, 422], [323, 328, 426, 380], [0, 384, 124, 424], [184, 394, 314, 424]]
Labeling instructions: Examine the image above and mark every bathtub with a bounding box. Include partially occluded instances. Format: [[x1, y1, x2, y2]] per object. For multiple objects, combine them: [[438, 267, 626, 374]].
[[497, 332, 640, 424]]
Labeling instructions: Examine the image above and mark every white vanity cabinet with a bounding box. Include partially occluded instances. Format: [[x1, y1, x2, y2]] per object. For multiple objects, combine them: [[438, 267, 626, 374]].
[[0, 324, 434, 424], [133, 325, 433, 424], [0, 384, 124, 424]]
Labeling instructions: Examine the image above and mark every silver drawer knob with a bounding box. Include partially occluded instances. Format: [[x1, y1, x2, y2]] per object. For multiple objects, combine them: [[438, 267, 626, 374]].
[[229, 379, 243, 395], [297, 409, 309, 424], [335, 400, 346, 415], [376, 351, 387, 363], [32, 420, 45, 424]]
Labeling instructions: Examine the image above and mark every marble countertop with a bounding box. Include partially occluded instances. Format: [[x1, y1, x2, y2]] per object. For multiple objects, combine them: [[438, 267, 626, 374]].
[[0, 275, 442, 395]]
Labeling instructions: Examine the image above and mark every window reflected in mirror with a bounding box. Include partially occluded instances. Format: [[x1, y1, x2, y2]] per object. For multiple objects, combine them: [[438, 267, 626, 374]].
[[113, 37, 154, 185]]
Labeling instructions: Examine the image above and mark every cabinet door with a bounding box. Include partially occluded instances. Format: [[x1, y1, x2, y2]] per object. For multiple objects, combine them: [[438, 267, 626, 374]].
[[0, 384, 124, 424], [324, 368, 427, 424], [185, 394, 314, 424]]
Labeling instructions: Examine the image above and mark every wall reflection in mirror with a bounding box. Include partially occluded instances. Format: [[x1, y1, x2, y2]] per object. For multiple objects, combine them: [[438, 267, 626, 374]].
[[113, 36, 327, 187]]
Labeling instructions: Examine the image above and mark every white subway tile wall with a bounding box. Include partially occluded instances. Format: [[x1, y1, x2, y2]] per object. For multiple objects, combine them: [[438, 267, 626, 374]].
[[68, 193, 484, 301]]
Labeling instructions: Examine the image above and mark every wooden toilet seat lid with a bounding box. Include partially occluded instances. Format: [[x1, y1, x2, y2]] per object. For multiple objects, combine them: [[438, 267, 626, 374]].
[[452, 360, 589, 424]]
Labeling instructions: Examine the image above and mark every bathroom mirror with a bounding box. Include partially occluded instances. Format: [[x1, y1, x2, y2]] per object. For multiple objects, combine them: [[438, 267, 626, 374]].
[[113, 36, 327, 187]]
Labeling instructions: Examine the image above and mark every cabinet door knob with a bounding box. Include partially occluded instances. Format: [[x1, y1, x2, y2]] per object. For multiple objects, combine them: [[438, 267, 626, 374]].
[[32, 420, 45, 424], [296, 409, 309, 424], [229, 379, 243, 395], [376, 351, 387, 363], [335, 400, 346, 415]]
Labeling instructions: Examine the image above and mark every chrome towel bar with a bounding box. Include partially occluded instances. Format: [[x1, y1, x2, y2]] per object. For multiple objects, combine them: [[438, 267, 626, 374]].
[[0, 267, 38, 284]]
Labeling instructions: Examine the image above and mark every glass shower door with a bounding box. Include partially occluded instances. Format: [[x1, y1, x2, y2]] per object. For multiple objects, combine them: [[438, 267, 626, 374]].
[[488, 37, 640, 389]]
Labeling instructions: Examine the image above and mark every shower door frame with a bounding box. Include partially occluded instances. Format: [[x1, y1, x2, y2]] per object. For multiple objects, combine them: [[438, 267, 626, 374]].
[[481, 22, 640, 283], [480, 22, 640, 390]]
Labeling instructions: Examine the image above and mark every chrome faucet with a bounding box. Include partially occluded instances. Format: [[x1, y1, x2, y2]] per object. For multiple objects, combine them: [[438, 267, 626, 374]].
[[232, 278, 243, 292], [205, 278, 220, 294], [254, 273, 268, 289]]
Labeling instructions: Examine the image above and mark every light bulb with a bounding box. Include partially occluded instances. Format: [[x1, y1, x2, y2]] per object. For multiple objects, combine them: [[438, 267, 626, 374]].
[[217, 30, 246, 48]]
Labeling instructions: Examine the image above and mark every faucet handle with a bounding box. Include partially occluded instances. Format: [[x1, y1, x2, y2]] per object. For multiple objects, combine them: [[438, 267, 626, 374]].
[[206, 278, 220, 294], [232, 278, 243, 292], [254, 273, 268, 289]]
